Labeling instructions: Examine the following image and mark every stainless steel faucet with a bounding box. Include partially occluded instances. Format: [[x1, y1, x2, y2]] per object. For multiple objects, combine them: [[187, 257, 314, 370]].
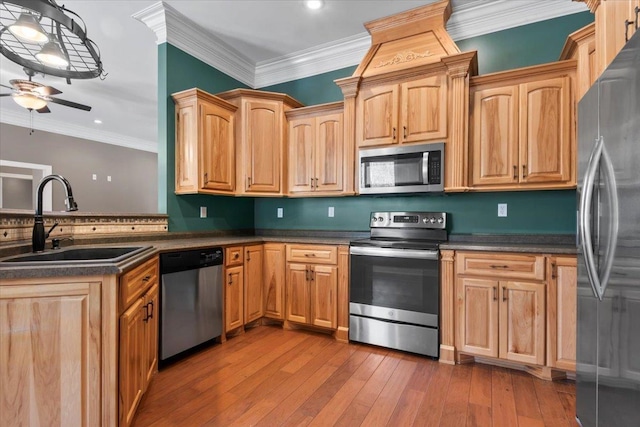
[[33, 174, 78, 252]]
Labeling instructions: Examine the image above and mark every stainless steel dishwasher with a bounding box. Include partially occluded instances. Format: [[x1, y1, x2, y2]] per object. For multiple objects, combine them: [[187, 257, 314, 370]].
[[159, 247, 223, 364]]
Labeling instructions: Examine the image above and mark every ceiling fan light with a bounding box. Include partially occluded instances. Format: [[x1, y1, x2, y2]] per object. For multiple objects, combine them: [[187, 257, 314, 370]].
[[8, 13, 49, 43], [305, 0, 324, 10], [12, 93, 47, 110], [36, 40, 69, 68]]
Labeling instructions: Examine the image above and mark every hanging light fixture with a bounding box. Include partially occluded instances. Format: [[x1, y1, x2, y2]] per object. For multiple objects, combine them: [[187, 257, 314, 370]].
[[0, 0, 105, 80], [11, 92, 47, 110], [8, 11, 48, 42], [36, 37, 68, 67]]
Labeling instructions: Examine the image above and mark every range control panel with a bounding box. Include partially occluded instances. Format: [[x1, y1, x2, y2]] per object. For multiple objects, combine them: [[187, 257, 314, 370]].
[[370, 211, 447, 230]]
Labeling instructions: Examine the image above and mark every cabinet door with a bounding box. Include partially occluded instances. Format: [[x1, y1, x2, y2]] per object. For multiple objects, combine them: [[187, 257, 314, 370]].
[[0, 281, 102, 427], [356, 83, 399, 147], [547, 257, 577, 371], [400, 75, 447, 143], [315, 112, 344, 192], [119, 297, 145, 427], [286, 263, 310, 324], [519, 77, 572, 184], [499, 281, 546, 365], [243, 99, 283, 193], [200, 100, 235, 192], [264, 243, 285, 320], [175, 99, 198, 193], [225, 266, 244, 332], [244, 245, 264, 323], [288, 117, 314, 193], [469, 86, 519, 186], [457, 277, 499, 358], [143, 283, 159, 387], [310, 265, 337, 329]]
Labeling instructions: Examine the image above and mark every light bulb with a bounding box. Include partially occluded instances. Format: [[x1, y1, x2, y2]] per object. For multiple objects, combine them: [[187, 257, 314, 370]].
[[306, 0, 324, 10], [12, 93, 47, 110], [36, 40, 69, 68], [9, 13, 48, 43]]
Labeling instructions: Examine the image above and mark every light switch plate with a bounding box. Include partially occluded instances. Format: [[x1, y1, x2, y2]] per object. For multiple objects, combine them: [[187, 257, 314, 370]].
[[328, 206, 334, 217], [200, 206, 207, 218], [498, 203, 508, 217], [277, 207, 283, 218]]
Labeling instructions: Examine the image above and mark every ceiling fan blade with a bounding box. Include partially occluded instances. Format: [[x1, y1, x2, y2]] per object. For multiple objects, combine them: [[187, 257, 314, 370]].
[[0, 83, 14, 90], [47, 97, 92, 111], [36, 105, 51, 113], [0, 93, 12, 97], [33, 86, 63, 96]]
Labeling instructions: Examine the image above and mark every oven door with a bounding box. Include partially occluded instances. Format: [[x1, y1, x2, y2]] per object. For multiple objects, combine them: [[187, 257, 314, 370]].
[[349, 246, 439, 327]]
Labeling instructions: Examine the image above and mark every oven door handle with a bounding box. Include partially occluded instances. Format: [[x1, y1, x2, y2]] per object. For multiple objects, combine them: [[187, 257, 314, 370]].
[[349, 246, 439, 260]]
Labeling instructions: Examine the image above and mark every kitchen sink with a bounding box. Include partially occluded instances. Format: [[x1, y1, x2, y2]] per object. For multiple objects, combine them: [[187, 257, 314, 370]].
[[0, 246, 152, 265]]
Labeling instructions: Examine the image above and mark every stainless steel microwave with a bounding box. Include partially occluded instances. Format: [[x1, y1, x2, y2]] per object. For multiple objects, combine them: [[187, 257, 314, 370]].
[[358, 142, 444, 194]]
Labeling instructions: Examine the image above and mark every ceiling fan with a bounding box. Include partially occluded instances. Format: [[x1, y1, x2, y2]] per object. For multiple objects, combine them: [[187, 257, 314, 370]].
[[0, 72, 91, 113]]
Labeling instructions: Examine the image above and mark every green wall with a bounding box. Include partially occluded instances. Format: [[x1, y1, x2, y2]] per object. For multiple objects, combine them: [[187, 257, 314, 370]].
[[251, 11, 594, 235], [158, 44, 254, 231]]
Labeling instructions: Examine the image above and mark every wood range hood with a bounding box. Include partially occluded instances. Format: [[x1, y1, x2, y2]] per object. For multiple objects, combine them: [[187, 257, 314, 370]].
[[336, 0, 478, 192]]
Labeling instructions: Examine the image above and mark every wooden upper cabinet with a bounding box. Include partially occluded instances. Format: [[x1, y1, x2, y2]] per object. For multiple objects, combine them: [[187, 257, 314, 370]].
[[469, 62, 576, 191], [560, 23, 596, 101], [519, 77, 571, 184], [594, 0, 639, 75], [172, 88, 237, 195], [217, 89, 303, 196], [286, 103, 348, 196], [470, 86, 519, 186], [356, 75, 447, 148]]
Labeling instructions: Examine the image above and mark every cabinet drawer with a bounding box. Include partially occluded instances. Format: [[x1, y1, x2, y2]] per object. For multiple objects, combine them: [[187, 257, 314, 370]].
[[456, 252, 545, 281], [286, 244, 337, 265], [225, 246, 244, 266], [120, 257, 158, 311]]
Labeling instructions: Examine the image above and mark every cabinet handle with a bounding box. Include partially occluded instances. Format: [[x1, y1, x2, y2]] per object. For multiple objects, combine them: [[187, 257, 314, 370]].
[[513, 165, 517, 180], [490, 265, 509, 269], [522, 164, 527, 178], [148, 301, 154, 319], [493, 286, 497, 301], [502, 286, 508, 302], [635, 7, 639, 30], [228, 273, 233, 285], [403, 126, 407, 140], [142, 275, 151, 282], [551, 262, 557, 279], [315, 178, 318, 188], [247, 177, 251, 188], [310, 178, 315, 189], [310, 270, 315, 281], [247, 252, 251, 262], [143, 303, 149, 323], [392, 127, 396, 141], [625, 19, 635, 43], [305, 268, 310, 281], [204, 172, 208, 184], [304, 253, 316, 257]]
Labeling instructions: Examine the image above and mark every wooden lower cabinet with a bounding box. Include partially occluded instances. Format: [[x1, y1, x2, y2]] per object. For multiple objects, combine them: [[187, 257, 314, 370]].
[[225, 265, 244, 332], [457, 277, 499, 358], [0, 278, 104, 427], [244, 245, 264, 323], [547, 256, 577, 370], [263, 243, 285, 319], [118, 258, 159, 427]]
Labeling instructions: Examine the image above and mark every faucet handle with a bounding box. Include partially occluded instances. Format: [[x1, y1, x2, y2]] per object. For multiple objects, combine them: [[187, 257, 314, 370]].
[[51, 236, 73, 250], [46, 222, 59, 238]]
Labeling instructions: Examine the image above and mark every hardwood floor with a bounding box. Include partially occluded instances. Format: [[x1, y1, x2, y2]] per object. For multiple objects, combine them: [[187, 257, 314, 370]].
[[133, 326, 577, 427]]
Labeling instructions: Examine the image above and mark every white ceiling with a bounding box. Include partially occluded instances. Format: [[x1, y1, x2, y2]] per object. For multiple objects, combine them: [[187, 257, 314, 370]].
[[0, 0, 588, 153]]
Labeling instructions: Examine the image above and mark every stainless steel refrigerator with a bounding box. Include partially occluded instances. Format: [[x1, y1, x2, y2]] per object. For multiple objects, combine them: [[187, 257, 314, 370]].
[[576, 30, 640, 427]]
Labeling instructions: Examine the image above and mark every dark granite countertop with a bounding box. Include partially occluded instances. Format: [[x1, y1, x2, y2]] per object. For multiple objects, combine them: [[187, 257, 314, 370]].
[[441, 234, 577, 255]]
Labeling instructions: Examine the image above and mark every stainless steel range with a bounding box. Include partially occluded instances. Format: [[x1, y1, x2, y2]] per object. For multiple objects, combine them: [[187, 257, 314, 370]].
[[349, 211, 447, 357]]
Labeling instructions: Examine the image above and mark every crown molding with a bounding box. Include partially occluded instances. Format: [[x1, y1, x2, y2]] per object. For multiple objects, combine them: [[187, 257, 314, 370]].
[[0, 109, 157, 153], [134, 1, 255, 87]]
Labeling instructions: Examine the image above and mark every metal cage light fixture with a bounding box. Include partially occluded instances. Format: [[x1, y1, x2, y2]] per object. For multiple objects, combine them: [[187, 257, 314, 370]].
[[0, 0, 105, 80]]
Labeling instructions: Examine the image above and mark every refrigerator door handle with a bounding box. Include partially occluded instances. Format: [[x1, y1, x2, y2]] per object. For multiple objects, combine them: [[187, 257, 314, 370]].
[[597, 143, 619, 298], [579, 136, 604, 300]]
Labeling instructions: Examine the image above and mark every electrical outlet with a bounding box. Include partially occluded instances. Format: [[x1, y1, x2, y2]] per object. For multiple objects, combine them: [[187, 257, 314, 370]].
[[328, 206, 334, 217], [92, 174, 97, 181], [277, 207, 283, 218], [498, 203, 508, 217], [107, 175, 112, 182], [200, 206, 207, 218]]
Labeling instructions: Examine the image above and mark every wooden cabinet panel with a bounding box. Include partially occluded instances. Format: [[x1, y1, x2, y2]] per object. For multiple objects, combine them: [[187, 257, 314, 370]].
[[120, 257, 158, 314], [519, 77, 571, 184], [200, 101, 235, 191], [225, 265, 244, 332], [400, 75, 447, 143], [470, 86, 519, 186], [315, 113, 344, 192], [244, 245, 264, 323], [288, 117, 314, 193], [143, 283, 159, 386], [225, 246, 243, 267], [286, 263, 310, 324], [244, 99, 283, 193], [456, 251, 545, 281], [119, 297, 145, 427], [357, 83, 399, 147], [286, 244, 337, 265], [175, 99, 198, 193], [0, 281, 102, 427], [264, 243, 285, 320], [499, 281, 546, 365], [311, 265, 337, 329], [457, 277, 499, 358], [548, 256, 577, 371]]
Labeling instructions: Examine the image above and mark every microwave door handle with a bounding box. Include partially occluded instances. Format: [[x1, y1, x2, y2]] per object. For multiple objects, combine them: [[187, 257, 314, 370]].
[[422, 152, 429, 183]]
